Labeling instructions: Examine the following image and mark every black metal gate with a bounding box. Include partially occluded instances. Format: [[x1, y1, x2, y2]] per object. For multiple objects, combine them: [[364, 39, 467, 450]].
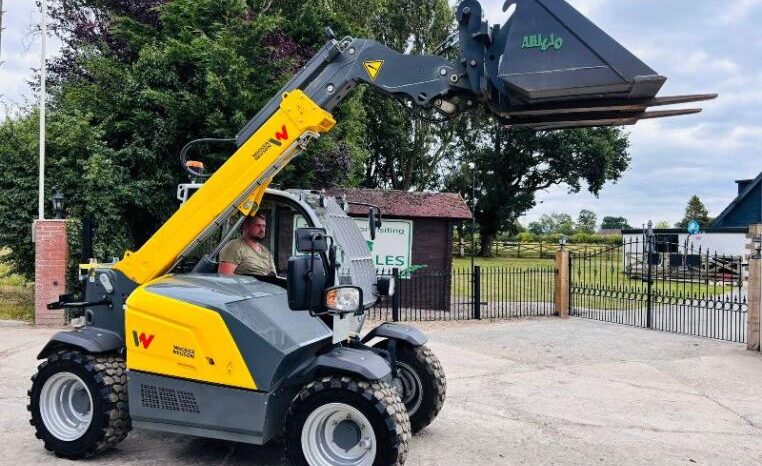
[[369, 266, 556, 322], [570, 238, 748, 343]]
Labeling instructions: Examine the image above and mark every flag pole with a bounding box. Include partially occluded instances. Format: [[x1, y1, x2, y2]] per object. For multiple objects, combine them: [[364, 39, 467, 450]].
[[38, 0, 46, 219]]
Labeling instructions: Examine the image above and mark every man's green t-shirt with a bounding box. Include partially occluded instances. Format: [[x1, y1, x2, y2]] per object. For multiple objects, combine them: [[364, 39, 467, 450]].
[[219, 238, 276, 276]]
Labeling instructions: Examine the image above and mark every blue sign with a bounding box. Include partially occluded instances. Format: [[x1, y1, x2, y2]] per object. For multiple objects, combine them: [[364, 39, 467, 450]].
[[687, 220, 700, 235]]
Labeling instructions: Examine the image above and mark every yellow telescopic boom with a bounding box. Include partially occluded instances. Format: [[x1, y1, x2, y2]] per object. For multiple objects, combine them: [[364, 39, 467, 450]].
[[115, 91, 335, 284]]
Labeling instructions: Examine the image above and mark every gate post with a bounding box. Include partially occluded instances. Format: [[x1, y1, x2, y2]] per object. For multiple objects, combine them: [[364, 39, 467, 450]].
[[555, 250, 570, 318], [392, 268, 400, 322], [473, 266, 481, 320], [747, 226, 761, 351], [34, 219, 69, 327]]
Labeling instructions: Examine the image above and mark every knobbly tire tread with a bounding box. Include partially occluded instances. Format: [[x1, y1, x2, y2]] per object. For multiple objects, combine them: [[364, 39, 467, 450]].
[[385, 343, 447, 434], [284, 375, 411, 466], [28, 350, 131, 459]]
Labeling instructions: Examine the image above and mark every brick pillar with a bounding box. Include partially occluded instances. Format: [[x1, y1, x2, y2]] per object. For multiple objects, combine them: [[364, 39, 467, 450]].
[[34, 220, 68, 327], [555, 249, 570, 318], [747, 225, 761, 352]]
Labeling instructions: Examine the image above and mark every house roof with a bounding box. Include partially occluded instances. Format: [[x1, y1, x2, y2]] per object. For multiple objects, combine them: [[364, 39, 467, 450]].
[[326, 189, 473, 220], [710, 172, 762, 229]]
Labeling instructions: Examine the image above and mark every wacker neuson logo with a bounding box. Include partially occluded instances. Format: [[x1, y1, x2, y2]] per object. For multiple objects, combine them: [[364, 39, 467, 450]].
[[132, 331, 155, 349], [522, 33, 564, 51], [172, 345, 195, 359], [252, 124, 289, 160]]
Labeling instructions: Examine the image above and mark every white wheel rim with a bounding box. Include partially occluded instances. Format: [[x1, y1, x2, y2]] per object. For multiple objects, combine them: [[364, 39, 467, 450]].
[[397, 361, 423, 417], [301, 403, 376, 466], [39, 372, 94, 441]]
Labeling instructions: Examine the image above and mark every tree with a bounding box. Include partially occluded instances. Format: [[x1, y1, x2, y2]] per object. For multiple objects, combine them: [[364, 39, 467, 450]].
[[601, 216, 632, 230], [655, 220, 672, 229], [0, 0, 456, 277], [675, 195, 712, 229], [446, 110, 630, 257], [576, 209, 597, 233], [360, 0, 454, 190], [527, 213, 575, 236]]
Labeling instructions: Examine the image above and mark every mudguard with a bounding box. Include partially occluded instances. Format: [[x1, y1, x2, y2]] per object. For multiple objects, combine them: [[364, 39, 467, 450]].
[[300, 346, 393, 382], [361, 322, 428, 347], [37, 327, 124, 359]]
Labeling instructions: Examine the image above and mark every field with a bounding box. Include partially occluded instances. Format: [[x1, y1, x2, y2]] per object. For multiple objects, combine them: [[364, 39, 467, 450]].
[[0, 249, 34, 321]]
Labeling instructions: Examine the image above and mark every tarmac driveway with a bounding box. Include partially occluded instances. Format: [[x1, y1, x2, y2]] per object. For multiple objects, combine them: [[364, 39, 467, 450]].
[[1, 317, 761, 466]]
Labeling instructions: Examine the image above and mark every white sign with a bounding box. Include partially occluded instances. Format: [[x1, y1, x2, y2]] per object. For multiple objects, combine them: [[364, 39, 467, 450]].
[[292, 215, 414, 274], [353, 218, 413, 270]]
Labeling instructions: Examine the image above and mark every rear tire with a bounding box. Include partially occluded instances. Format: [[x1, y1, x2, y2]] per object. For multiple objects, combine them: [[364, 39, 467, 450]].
[[285, 375, 411, 466], [28, 350, 131, 459]]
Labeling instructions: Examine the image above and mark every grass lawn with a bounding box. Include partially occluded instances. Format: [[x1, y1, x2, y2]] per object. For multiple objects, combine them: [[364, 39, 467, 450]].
[[451, 256, 555, 303], [0, 249, 34, 322]]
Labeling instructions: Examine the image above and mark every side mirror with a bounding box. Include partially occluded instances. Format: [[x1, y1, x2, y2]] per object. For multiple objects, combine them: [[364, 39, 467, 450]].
[[369, 209, 377, 241], [295, 228, 328, 253], [287, 255, 326, 310], [368, 207, 382, 241]]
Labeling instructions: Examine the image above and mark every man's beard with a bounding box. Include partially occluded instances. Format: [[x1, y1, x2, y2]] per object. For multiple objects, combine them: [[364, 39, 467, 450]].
[[247, 231, 265, 241]]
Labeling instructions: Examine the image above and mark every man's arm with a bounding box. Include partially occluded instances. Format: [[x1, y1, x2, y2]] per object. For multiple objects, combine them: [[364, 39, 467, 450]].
[[218, 241, 241, 275], [218, 262, 238, 275]]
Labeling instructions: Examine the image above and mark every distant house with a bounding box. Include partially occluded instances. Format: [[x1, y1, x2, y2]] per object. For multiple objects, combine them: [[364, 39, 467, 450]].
[[597, 228, 623, 236], [710, 173, 762, 230], [622, 174, 761, 258]]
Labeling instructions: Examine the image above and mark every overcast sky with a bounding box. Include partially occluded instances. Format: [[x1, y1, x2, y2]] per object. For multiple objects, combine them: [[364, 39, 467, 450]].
[[1, 0, 760, 228]]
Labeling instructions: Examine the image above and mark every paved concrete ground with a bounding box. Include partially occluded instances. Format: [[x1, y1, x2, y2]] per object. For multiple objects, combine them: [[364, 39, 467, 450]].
[[1, 317, 761, 466]]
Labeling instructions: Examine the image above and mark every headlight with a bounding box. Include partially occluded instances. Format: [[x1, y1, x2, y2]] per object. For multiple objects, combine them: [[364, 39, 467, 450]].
[[325, 286, 362, 313]]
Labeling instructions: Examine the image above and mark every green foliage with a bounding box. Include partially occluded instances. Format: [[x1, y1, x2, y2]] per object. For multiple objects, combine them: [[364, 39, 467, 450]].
[[675, 195, 712, 229], [576, 209, 597, 233], [0, 249, 33, 322], [655, 220, 672, 229], [601, 216, 632, 230], [0, 112, 41, 278], [528, 213, 575, 236], [516, 232, 536, 243]]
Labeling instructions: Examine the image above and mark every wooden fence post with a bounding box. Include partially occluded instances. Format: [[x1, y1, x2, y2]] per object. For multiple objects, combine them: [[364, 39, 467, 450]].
[[747, 225, 761, 351], [555, 249, 570, 318]]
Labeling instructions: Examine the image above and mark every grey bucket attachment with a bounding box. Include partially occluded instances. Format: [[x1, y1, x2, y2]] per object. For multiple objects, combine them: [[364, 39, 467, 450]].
[[456, 0, 716, 129], [496, 0, 663, 102]]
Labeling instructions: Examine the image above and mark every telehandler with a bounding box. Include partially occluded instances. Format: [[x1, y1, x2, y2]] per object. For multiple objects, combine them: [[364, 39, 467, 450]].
[[28, 1, 714, 464]]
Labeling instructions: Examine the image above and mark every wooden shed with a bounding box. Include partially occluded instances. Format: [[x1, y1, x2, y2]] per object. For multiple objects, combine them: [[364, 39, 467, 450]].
[[328, 189, 472, 274]]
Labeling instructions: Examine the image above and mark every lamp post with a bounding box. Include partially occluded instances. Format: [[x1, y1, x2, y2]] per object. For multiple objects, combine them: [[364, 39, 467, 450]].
[[39, 0, 47, 220], [50, 191, 65, 219], [468, 162, 476, 273]]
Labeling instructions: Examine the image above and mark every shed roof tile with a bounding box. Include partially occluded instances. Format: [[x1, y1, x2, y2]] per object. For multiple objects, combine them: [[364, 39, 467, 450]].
[[326, 189, 472, 220]]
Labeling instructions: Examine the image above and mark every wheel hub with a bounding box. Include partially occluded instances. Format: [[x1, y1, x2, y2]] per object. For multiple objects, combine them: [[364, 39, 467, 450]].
[[333, 419, 362, 451], [301, 403, 376, 466], [396, 361, 423, 417], [39, 372, 94, 441]]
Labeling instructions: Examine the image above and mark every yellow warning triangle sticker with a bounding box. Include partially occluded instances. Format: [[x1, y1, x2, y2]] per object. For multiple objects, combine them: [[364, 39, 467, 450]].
[[363, 60, 384, 81]]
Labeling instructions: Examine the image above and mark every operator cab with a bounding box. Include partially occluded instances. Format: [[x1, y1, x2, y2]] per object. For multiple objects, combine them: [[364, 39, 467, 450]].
[[172, 187, 385, 312]]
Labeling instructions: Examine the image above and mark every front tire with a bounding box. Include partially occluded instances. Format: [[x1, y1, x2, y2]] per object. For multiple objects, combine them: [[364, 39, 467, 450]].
[[28, 350, 131, 459], [285, 375, 411, 466], [388, 344, 446, 433]]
